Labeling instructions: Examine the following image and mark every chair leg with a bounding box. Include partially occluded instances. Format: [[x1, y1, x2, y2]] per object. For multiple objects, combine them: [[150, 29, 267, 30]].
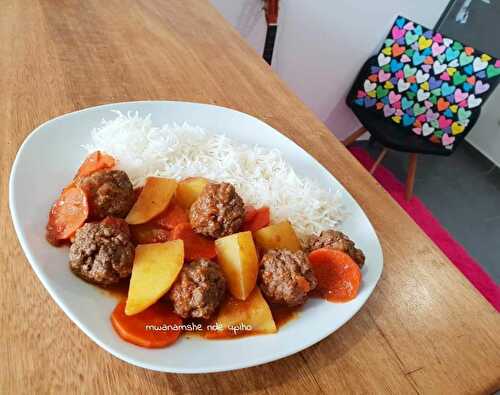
[[370, 148, 388, 174], [343, 126, 367, 146], [405, 153, 418, 201]]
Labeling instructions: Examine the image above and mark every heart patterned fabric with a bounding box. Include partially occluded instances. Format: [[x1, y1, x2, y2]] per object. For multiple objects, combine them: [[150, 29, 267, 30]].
[[353, 16, 499, 149]]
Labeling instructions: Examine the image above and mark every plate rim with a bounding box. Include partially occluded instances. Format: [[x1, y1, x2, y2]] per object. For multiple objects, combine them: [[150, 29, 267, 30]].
[[9, 100, 383, 373]]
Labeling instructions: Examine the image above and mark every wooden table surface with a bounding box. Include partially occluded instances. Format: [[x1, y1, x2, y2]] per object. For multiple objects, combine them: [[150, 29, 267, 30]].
[[1, 1, 499, 393]]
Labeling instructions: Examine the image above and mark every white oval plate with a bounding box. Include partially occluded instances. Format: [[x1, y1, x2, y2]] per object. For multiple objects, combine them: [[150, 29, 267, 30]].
[[9, 101, 383, 373]]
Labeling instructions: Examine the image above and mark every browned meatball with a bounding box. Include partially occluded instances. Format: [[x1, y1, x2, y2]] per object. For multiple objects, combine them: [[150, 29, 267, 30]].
[[307, 230, 365, 268], [169, 259, 226, 319], [189, 182, 244, 238], [69, 222, 135, 286], [259, 249, 317, 307], [76, 170, 135, 220]]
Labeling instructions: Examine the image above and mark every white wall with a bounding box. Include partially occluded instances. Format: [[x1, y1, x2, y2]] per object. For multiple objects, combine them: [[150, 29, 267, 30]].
[[210, 0, 267, 55], [211, 0, 500, 166], [272, 0, 450, 138], [466, 88, 500, 167]]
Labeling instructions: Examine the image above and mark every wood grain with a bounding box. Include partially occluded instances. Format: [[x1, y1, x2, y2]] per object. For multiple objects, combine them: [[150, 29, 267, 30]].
[[1, 1, 499, 393]]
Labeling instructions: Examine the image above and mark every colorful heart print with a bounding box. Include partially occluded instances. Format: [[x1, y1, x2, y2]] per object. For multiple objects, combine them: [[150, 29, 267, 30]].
[[474, 80, 490, 95], [378, 69, 391, 82], [441, 82, 455, 96], [473, 57, 488, 72], [431, 42, 446, 56], [376, 85, 389, 98], [438, 115, 452, 129], [364, 79, 376, 92], [402, 97, 414, 110], [442, 133, 455, 147], [413, 51, 427, 65], [413, 103, 426, 116], [486, 64, 500, 78], [353, 16, 499, 149], [405, 30, 419, 45], [417, 89, 430, 102], [364, 97, 376, 108], [464, 64, 474, 75], [462, 82, 473, 92], [392, 44, 406, 57], [422, 123, 434, 136], [451, 121, 466, 135], [453, 72, 467, 86], [459, 52, 473, 66], [388, 91, 401, 104], [383, 105, 396, 117], [378, 53, 391, 66], [445, 47, 460, 62], [454, 88, 468, 103], [403, 64, 417, 77], [416, 69, 430, 83], [433, 61, 447, 74], [402, 114, 415, 126], [390, 59, 404, 72], [467, 95, 482, 108], [397, 79, 410, 92], [401, 54, 411, 63]]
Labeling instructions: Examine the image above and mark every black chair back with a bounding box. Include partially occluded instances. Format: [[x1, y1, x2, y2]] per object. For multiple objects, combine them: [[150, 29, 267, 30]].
[[346, 16, 499, 155]]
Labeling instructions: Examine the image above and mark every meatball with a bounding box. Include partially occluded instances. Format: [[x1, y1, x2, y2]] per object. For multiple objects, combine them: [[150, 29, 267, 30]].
[[69, 222, 135, 286], [189, 182, 244, 238], [307, 230, 365, 268], [169, 259, 226, 319], [259, 249, 317, 307], [76, 170, 135, 220]]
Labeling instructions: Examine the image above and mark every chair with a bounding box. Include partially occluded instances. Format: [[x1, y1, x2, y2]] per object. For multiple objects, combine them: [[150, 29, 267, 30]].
[[344, 16, 499, 200]]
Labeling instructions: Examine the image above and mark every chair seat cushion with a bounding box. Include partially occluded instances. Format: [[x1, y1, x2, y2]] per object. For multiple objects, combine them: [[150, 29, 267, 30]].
[[345, 15, 499, 154], [350, 104, 453, 156]]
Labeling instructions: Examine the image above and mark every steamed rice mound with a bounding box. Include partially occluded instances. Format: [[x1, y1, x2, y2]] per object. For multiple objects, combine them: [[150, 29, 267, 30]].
[[84, 111, 344, 240]]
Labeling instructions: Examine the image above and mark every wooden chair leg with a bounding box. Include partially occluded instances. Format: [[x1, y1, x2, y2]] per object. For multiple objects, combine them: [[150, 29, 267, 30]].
[[343, 126, 367, 146], [405, 153, 418, 201], [370, 148, 388, 174]]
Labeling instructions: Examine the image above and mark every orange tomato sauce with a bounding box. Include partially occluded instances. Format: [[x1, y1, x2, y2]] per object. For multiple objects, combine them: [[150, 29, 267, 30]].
[[99, 282, 299, 342]]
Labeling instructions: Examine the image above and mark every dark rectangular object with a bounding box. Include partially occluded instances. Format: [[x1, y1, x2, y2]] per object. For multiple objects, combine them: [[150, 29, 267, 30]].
[[436, 0, 500, 58], [263, 25, 277, 65]]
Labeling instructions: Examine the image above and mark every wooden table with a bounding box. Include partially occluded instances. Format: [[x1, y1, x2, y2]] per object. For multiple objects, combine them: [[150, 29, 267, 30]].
[[1, 1, 499, 393]]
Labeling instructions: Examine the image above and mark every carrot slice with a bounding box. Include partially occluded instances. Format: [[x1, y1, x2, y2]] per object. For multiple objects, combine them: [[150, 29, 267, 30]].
[[46, 186, 89, 246], [129, 201, 188, 244], [308, 248, 361, 302], [170, 222, 216, 261], [111, 301, 183, 348], [76, 151, 115, 178], [154, 202, 189, 230], [242, 207, 270, 232], [244, 205, 257, 223]]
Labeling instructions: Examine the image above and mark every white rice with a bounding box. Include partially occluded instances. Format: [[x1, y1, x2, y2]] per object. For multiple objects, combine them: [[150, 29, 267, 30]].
[[84, 111, 344, 240]]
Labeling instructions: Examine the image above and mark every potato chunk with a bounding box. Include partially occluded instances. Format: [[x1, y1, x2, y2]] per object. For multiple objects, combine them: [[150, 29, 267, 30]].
[[253, 221, 301, 252], [215, 287, 277, 334], [175, 177, 209, 209], [215, 231, 258, 300], [125, 240, 184, 316], [125, 177, 177, 225]]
